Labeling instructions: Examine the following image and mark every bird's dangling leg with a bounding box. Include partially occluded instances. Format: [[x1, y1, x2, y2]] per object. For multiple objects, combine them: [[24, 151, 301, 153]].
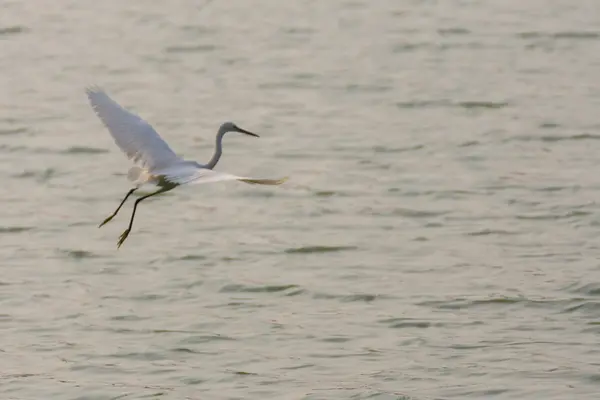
[[99, 188, 137, 228], [117, 187, 169, 248]]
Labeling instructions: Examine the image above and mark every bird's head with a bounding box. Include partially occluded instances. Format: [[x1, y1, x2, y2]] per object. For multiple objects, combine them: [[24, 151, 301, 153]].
[[219, 121, 259, 138]]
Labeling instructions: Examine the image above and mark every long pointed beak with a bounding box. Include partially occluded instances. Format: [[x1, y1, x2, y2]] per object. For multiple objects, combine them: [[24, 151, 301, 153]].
[[237, 127, 259, 137]]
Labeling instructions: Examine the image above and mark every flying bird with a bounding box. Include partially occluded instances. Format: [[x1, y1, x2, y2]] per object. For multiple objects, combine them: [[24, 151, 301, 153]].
[[85, 86, 287, 248]]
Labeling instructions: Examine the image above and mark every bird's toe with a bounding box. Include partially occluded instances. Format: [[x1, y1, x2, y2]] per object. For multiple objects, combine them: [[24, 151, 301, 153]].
[[99, 215, 114, 228], [117, 229, 130, 248]]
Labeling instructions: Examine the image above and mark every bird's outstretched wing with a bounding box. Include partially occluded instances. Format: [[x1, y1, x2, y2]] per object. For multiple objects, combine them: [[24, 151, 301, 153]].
[[157, 163, 288, 186], [86, 85, 181, 171]]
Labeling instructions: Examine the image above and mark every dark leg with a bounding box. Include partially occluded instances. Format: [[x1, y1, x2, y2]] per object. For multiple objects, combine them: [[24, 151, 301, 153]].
[[117, 187, 169, 248], [99, 188, 137, 228]]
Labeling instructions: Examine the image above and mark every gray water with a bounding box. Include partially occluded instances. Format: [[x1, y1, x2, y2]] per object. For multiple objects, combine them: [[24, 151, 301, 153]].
[[2, 1, 600, 399]]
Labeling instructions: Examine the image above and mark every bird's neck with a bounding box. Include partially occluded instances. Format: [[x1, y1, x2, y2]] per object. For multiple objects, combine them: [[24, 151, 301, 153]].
[[205, 131, 225, 169]]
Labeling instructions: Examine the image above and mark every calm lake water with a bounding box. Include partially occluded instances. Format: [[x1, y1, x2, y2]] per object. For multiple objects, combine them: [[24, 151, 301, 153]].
[[2, 1, 600, 399]]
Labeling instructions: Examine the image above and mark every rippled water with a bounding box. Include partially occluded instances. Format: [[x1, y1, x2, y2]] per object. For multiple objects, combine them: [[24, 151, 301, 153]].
[[2, 1, 600, 399]]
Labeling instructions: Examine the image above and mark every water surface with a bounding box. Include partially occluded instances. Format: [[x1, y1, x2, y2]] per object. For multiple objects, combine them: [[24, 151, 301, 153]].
[[1, 1, 600, 399]]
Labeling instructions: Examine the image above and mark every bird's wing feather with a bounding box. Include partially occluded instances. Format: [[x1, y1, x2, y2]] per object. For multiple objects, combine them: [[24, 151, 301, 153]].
[[157, 163, 288, 186], [86, 85, 181, 171]]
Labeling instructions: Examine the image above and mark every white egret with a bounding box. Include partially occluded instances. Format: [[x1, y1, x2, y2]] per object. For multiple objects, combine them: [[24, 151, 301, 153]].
[[85, 86, 287, 248]]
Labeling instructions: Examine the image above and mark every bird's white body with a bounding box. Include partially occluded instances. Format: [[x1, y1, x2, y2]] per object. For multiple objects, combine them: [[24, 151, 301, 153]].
[[86, 86, 285, 189], [85, 85, 287, 247]]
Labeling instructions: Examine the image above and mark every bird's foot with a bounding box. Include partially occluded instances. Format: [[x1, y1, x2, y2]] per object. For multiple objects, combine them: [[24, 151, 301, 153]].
[[117, 229, 131, 248], [99, 214, 115, 228]]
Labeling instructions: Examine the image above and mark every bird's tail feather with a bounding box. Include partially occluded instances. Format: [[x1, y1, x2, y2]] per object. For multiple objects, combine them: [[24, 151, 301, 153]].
[[238, 177, 289, 185]]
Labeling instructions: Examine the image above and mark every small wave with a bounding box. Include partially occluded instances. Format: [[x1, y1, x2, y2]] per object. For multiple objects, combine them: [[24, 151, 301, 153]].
[[0, 127, 27, 135], [313, 292, 384, 303], [396, 100, 447, 109], [0, 226, 32, 233], [458, 140, 480, 147], [62, 146, 108, 154], [396, 99, 508, 110], [110, 315, 148, 322], [516, 210, 591, 221], [258, 81, 315, 90], [180, 25, 216, 35], [539, 122, 561, 129], [174, 254, 207, 261], [465, 229, 519, 236], [344, 83, 392, 93], [130, 294, 166, 301], [457, 101, 509, 109], [510, 133, 600, 142], [240, 190, 275, 198], [381, 318, 432, 329], [165, 44, 217, 53], [420, 296, 584, 311], [0, 26, 28, 36], [284, 245, 357, 254], [281, 27, 315, 35], [59, 249, 99, 259], [13, 168, 55, 182], [553, 31, 600, 39], [380, 317, 483, 330], [438, 27, 471, 35], [171, 347, 205, 354], [518, 31, 600, 40], [533, 185, 571, 192], [373, 144, 424, 153], [112, 351, 166, 361], [321, 336, 352, 343], [220, 283, 302, 294], [174, 279, 203, 290], [389, 207, 447, 218], [180, 334, 236, 344], [231, 371, 259, 376], [564, 282, 600, 296], [392, 42, 428, 53], [361, 207, 446, 218], [517, 32, 545, 39], [281, 363, 314, 371], [181, 377, 206, 385], [419, 296, 529, 310], [561, 301, 600, 314], [313, 190, 337, 197]]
